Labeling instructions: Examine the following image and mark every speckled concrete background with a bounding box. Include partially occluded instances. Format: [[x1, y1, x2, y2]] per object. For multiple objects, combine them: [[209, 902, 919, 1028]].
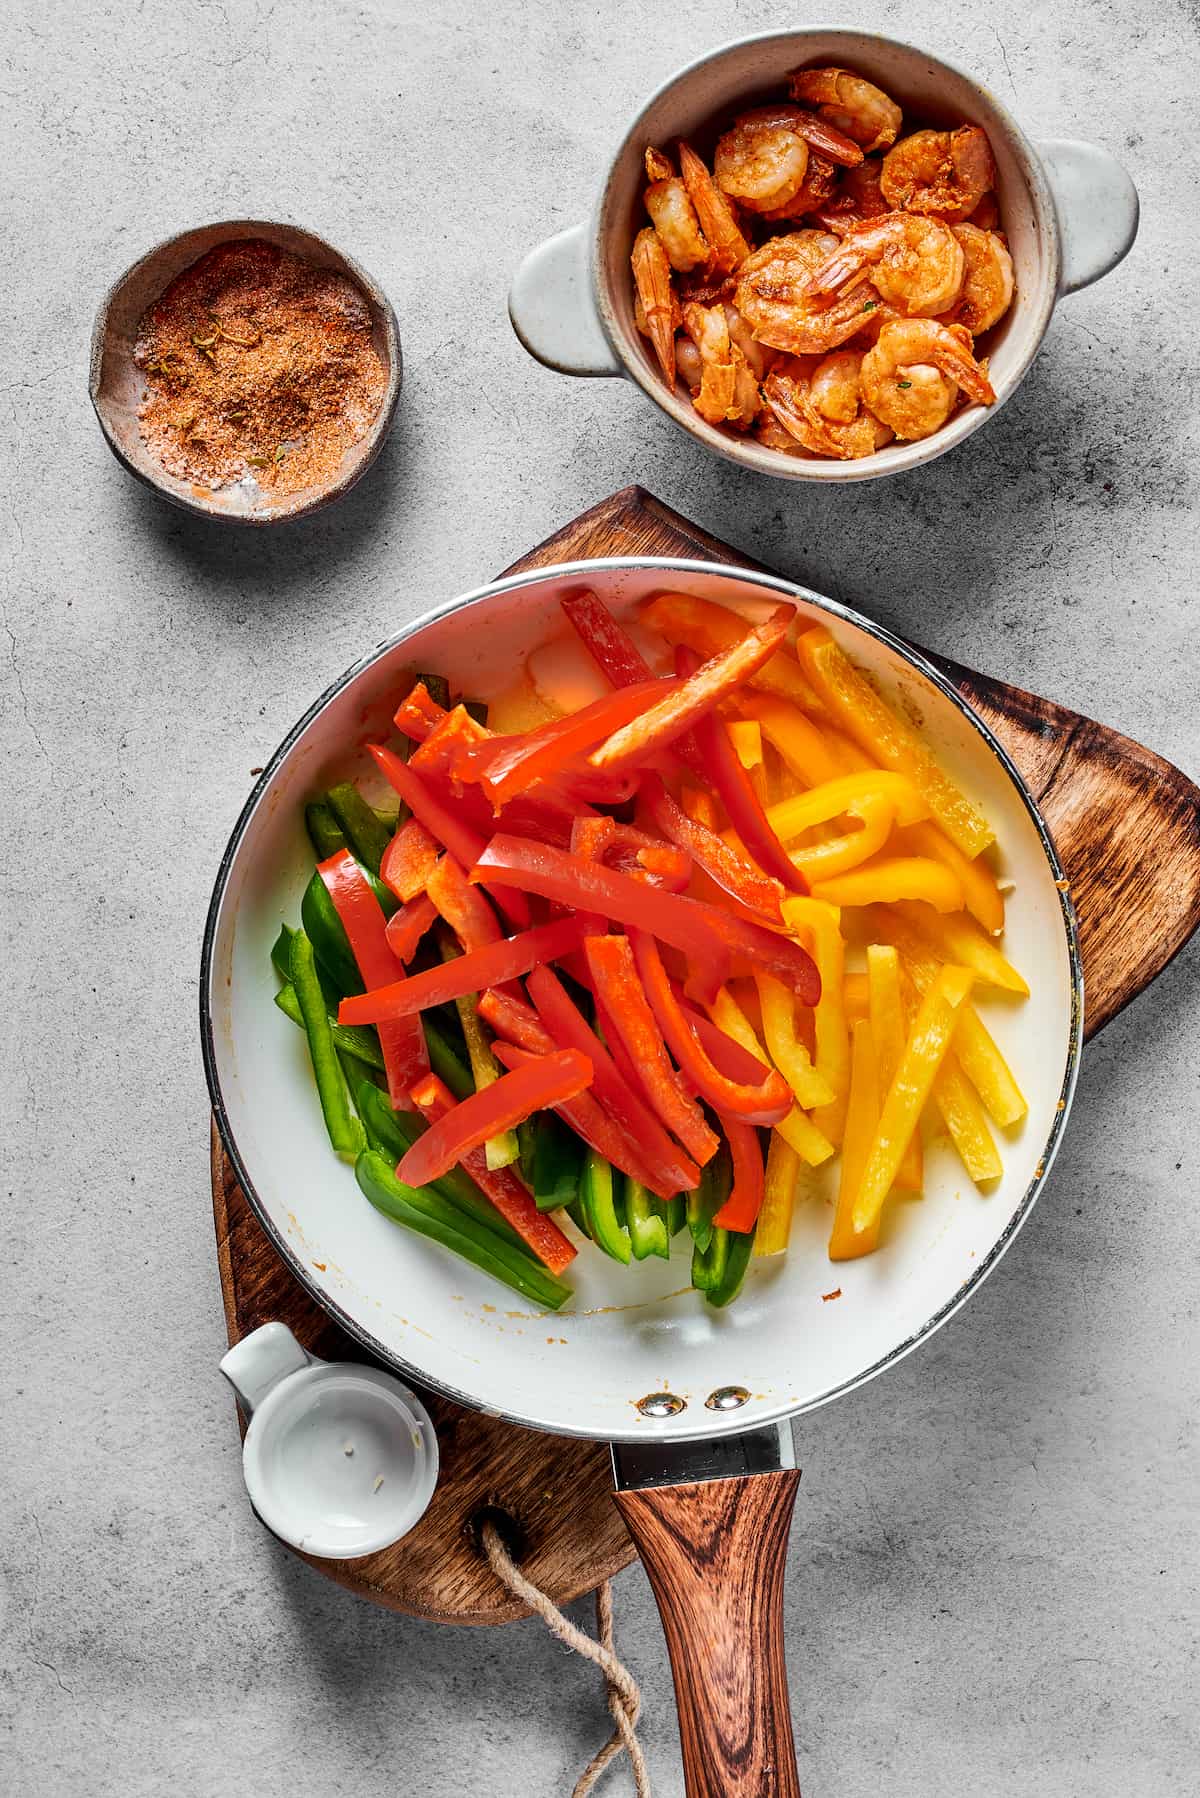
[[2, 1, 1197, 1793]]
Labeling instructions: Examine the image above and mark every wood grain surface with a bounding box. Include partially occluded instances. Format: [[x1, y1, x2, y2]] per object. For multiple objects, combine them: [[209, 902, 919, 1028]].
[[615, 1472, 803, 1798], [212, 484, 1200, 1624]]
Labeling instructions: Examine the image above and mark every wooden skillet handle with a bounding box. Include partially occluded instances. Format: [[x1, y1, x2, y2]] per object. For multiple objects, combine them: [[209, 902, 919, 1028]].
[[615, 1469, 802, 1797]]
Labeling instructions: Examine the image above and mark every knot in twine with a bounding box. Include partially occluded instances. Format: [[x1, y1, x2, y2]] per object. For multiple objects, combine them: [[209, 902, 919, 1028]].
[[480, 1519, 651, 1796]]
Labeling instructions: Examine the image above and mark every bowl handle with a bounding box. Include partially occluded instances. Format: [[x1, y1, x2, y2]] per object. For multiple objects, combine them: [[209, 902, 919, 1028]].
[[509, 223, 621, 377], [220, 1321, 316, 1417], [1039, 138, 1139, 295], [614, 1431, 801, 1798]]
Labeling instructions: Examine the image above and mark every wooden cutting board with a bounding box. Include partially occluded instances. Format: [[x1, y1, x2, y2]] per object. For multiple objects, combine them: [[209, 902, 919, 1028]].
[[212, 485, 1200, 1624]]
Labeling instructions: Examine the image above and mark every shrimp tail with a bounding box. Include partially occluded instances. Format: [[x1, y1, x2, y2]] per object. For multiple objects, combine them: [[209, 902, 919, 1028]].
[[631, 228, 677, 388], [791, 111, 864, 168], [678, 140, 752, 276], [930, 327, 995, 404]]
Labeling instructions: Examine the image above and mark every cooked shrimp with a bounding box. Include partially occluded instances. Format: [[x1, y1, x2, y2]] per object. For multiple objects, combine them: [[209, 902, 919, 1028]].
[[860, 317, 995, 439], [939, 223, 1014, 334], [763, 354, 892, 460], [735, 232, 884, 355], [756, 405, 815, 456], [723, 302, 776, 380], [813, 156, 889, 227], [631, 227, 678, 386], [714, 108, 810, 212], [966, 191, 1001, 231], [789, 67, 903, 155], [643, 146, 709, 273], [805, 213, 966, 317], [676, 334, 703, 394], [880, 126, 997, 222], [761, 151, 839, 221], [681, 301, 759, 429], [678, 141, 752, 275]]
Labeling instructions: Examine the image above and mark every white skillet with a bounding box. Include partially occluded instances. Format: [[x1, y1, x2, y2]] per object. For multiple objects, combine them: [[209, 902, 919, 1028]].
[[202, 559, 1082, 1795]]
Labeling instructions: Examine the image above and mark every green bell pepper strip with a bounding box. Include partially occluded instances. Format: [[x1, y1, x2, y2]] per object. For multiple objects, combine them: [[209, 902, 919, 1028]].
[[437, 933, 520, 1171], [687, 1139, 730, 1254], [581, 1147, 630, 1263], [289, 929, 366, 1160], [305, 801, 346, 861], [355, 1151, 570, 1311], [704, 1224, 756, 1308], [566, 1197, 591, 1240], [300, 858, 400, 999], [517, 1118, 536, 1186], [274, 982, 386, 1072], [531, 1112, 584, 1212], [355, 1081, 524, 1248], [326, 781, 394, 876], [665, 1194, 687, 1238], [624, 1177, 670, 1261], [422, 1013, 474, 1100]]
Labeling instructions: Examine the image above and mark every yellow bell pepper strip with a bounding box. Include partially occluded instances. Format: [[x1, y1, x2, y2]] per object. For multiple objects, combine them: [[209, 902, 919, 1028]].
[[755, 1132, 803, 1257], [707, 985, 836, 1169], [588, 605, 794, 773], [864, 909, 1028, 1126], [792, 792, 896, 883], [736, 692, 843, 786], [755, 972, 836, 1110], [932, 1053, 1003, 1185], [892, 901, 1030, 995], [640, 590, 824, 712], [796, 625, 995, 858], [865, 946, 922, 1194], [851, 965, 975, 1235], [782, 896, 850, 1144], [828, 1019, 883, 1260], [768, 772, 929, 840], [843, 971, 869, 1024], [812, 856, 965, 913], [897, 820, 1005, 935], [727, 719, 763, 770]]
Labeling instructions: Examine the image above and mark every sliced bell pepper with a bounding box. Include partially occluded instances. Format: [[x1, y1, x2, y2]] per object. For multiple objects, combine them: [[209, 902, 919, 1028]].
[[811, 856, 964, 913], [737, 693, 844, 786], [629, 931, 792, 1125], [828, 1019, 883, 1261], [338, 915, 588, 1025], [797, 626, 995, 858], [399, 1051, 592, 1189], [581, 1146, 631, 1263], [727, 719, 763, 770], [355, 1150, 570, 1311], [588, 607, 795, 772], [477, 984, 550, 1053], [368, 744, 530, 930], [318, 849, 429, 1105], [584, 934, 720, 1168], [782, 896, 850, 1145], [891, 901, 1030, 996], [326, 781, 395, 875], [561, 588, 658, 688], [288, 928, 366, 1160], [851, 965, 975, 1235], [898, 820, 1005, 935], [384, 890, 438, 963], [571, 814, 692, 892], [703, 1223, 756, 1307], [301, 869, 364, 996], [676, 646, 809, 896], [640, 591, 823, 712], [394, 680, 447, 742], [526, 964, 702, 1196], [681, 784, 720, 830], [641, 773, 784, 921], [436, 933, 520, 1170], [426, 852, 505, 952], [932, 1050, 1003, 1185], [702, 986, 835, 1168], [623, 1176, 671, 1261], [754, 1132, 803, 1258], [306, 800, 347, 860], [408, 1072, 577, 1273], [755, 972, 835, 1110], [274, 982, 385, 1072], [531, 1111, 585, 1212], [471, 835, 820, 1001], [711, 1115, 765, 1232], [492, 1040, 674, 1199], [380, 816, 441, 903], [865, 945, 922, 1194], [355, 1079, 523, 1247], [423, 1013, 475, 1100], [457, 680, 675, 806]]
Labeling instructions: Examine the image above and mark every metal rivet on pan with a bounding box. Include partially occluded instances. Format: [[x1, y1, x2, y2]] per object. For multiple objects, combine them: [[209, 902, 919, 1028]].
[[705, 1385, 750, 1412], [636, 1392, 686, 1418]]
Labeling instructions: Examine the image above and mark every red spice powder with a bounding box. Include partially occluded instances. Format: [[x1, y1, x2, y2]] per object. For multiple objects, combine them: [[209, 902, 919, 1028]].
[[134, 239, 387, 498]]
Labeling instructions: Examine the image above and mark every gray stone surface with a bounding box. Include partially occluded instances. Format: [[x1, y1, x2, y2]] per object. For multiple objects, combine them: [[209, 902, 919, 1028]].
[[2, 1, 1197, 1793]]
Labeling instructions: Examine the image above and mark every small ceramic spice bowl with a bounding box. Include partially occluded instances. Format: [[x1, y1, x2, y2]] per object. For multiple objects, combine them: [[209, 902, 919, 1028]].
[[89, 219, 402, 525], [220, 1322, 438, 1558]]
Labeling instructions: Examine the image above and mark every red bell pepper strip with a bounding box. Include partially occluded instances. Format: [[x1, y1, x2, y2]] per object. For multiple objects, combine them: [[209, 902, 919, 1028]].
[[491, 1041, 679, 1200], [561, 589, 657, 687], [410, 704, 487, 778], [394, 680, 446, 742], [455, 680, 676, 806], [384, 890, 438, 963], [318, 850, 429, 1104], [674, 645, 809, 896], [477, 985, 551, 1054], [584, 935, 719, 1168], [712, 1115, 766, 1233], [338, 916, 588, 1026], [425, 853, 504, 951], [472, 835, 819, 1001], [588, 606, 794, 772], [380, 816, 441, 903], [369, 744, 531, 929], [409, 1073, 576, 1274], [629, 930, 792, 1125], [525, 965, 702, 1195], [399, 1051, 593, 1188], [570, 814, 692, 893], [640, 772, 784, 921]]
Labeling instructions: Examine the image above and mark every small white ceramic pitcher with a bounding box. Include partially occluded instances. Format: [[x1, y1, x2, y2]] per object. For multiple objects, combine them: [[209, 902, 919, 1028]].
[[220, 1322, 439, 1559]]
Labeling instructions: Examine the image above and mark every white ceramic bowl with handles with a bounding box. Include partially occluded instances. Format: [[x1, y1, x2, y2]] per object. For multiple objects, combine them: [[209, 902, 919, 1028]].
[[509, 29, 1139, 482]]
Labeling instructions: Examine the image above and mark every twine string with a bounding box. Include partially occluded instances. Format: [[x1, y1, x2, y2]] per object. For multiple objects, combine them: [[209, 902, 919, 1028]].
[[480, 1519, 651, 1797]]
